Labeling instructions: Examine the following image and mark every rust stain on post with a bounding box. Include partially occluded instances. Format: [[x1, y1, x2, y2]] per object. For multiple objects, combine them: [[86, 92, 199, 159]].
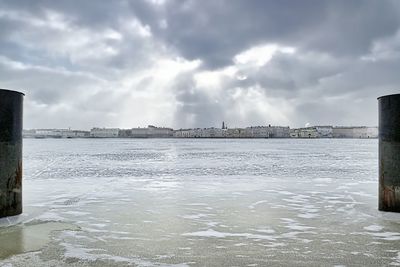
[[378, 94, 400, 212], [0, 89, 24, 218]]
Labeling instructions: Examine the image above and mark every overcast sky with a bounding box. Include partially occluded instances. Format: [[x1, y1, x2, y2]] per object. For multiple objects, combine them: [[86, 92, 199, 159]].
[[1, 0, 399, 129]]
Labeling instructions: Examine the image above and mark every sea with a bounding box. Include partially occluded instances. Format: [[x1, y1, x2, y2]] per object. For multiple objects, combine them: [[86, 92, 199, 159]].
[[1, 138, 400, 266]]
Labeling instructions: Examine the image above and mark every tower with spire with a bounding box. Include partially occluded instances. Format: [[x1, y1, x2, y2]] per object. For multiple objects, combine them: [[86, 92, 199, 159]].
[[222, 121, 227, 129]]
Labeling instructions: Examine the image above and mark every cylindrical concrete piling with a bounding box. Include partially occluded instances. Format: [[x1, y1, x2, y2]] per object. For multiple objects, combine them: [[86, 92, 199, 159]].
[[378, 94, 400, 212], [0, 89, 24, 218]]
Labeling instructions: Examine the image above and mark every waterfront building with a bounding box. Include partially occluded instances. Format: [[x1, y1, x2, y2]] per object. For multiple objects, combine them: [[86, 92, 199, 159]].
[[225, 128, 246, 138], [130, 127, 149, 138], [23, 125, 378, 139], [244, 126, 270, 138], [268, 126, 290, 138], [35, 129, 64, 138], [146, 125, 173, 138], [174, 125, 290, 138], [62, 130, 90, 138], [332, 126, 378, 138], [290, 126, 378, 138], [22, 129, 37, 138], [290, 127, 319, 138], [118, 129, 132, 138], [121, 125, 174, 138], [201, 128, 224, 138], [90, 128, 119, 138], [173, 128, 224, 138], [173, 129, 192, 138], [315, 126, 333, 138], [23, 129, 90, 138], [245, 126, 290, 138]]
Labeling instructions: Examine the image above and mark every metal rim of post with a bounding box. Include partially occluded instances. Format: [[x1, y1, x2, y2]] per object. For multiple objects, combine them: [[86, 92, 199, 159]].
[[377, 93, 400, 100], [0, 88, 25, 96]]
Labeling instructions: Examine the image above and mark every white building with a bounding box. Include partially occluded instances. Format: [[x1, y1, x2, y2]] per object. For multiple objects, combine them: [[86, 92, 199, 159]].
[[173, 128, 225, 138], [225, 128, 245, 138], [290, 126, 378, 138], [65, 130, 90, 138], [269, 126, 290, 138], [129, 125, 173, 138], [173, 128, 203, 138], [174, 126, 289, 138], [290, 126, 332, 138], [366, 127, 379, 138], [244, 127, 270, 138], [146, 125, 173, 138], [90, 128, 119, 138], [290, 127, 319, 138], [199, 128, 224, 138], [245, 126, 290, 138], [333, 127, 378, 138], [130, 128, 149, 138], [35, 129, 62, 138], [23, 129, 90, 138], [315, 126, 333, 138]]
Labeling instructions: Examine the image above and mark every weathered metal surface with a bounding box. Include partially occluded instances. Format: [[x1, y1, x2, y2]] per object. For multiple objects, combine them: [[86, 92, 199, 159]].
[[378, 94, 400, 212], [0, 89, 24, 217]]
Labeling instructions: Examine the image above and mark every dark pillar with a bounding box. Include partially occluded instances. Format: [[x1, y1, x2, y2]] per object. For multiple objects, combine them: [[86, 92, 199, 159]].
[[378, 94, 400, 212], [0, 89, 24, 218]]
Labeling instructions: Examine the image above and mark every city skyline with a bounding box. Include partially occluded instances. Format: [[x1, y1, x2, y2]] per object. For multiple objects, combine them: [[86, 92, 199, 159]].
[[22, 122, 379, 132], [23, 124, 378, 139], [1, 1, 399, 129]]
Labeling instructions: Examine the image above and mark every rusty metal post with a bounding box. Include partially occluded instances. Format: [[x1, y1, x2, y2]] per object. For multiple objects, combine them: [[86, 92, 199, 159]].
[[378, 94, 400, 212], [0, 89, 24, 218]]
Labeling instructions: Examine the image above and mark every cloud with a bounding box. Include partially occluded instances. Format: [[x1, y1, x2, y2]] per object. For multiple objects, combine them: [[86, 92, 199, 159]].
[[154, 0, 400, 68], [0, 0, 399, 129]]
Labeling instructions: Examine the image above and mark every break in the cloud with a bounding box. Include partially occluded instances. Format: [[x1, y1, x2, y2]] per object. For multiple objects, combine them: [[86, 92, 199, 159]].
[[0, 0, 399, 129]]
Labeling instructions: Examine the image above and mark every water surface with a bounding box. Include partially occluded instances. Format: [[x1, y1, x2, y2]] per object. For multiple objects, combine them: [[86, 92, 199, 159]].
[[1, 138, 399, 266]]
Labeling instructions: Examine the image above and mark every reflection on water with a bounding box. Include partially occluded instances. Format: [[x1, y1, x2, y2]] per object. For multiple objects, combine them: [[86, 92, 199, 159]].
[[0, 221, 77, 259]]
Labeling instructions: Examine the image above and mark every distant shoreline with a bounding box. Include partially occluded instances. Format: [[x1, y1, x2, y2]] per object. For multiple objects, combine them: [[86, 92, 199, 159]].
[[23, 136, 378, 140], [23, 125, 378, 139]]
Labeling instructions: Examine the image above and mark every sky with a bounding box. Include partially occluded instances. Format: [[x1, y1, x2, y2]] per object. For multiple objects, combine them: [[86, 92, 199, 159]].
[[1, 0, 399, 130]]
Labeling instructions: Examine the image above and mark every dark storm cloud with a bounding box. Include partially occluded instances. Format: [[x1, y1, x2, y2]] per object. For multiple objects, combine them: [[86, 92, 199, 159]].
[[0, 0, 158, 71], [2, 0, 399, 68], [159, 0, 328, 68], [155, 0, 400, 68]]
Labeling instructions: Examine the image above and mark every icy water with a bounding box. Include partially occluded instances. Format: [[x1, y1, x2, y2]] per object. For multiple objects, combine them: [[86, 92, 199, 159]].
[[1, 138, 400, 266]]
